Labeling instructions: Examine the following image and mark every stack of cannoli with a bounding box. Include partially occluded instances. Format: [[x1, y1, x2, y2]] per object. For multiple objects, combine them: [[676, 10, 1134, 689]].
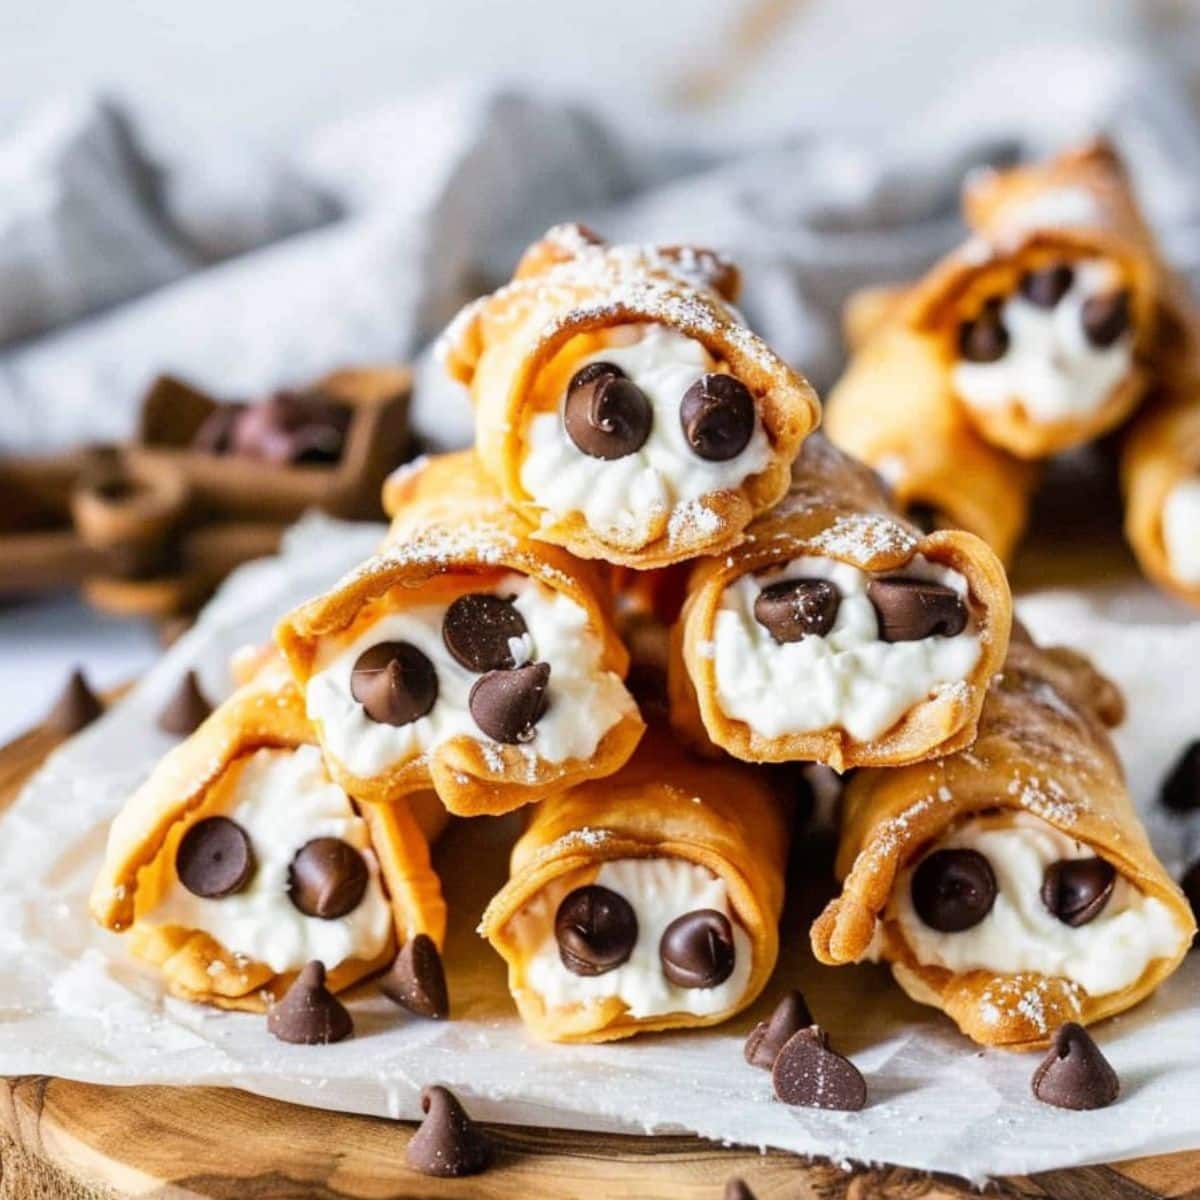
[[90, 222, 1190, 1074]]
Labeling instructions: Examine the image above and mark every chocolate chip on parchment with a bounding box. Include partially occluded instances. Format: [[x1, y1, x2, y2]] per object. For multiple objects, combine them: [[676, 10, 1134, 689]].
[[158, 669, 214, 736], [744, 989, 814, 1070], [468, 662, 550, 743], [406, 1085, 493, 1178], [442, 593, 528, 672], [288, 838, 369, 919], [45, 667, 104, 735], [564, 362, 652, 460], [753, 578, 839, 643], [1041, 858, 1116, 927], [555, 885, 638, 976], [660, 909, 735, 989], [350, 642, 438, 727], [176, 816, 256, 898], [382, 934, 449, 1019], [958, 302, 1009, 363], [679, 373, 755, 462], [1032, 1023, 1120, 1110], [267, 960, 354, 1044], [1081, 289, 1131, 348], [866, 577, 968, 642], [771, 1025, 866, 1111], [911, 848, 997, 933], [1161, 741, 1200, 812], [1020, 263, 1074, 308]]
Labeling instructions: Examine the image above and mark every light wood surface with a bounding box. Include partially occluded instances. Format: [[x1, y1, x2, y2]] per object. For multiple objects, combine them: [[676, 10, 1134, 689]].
[[1, 709, 1197, 1200]]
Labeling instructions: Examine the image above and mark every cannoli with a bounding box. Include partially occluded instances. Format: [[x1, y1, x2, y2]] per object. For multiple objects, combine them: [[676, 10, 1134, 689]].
[[278, 451, 644, 817], [90, 663, 447, 1010], [438, 223, 820, 568], [1121, 383, 1200, 608], [479, 730, 790, 1043], [668, 435, 1011, 771], [811, 634, 1194, 1049]]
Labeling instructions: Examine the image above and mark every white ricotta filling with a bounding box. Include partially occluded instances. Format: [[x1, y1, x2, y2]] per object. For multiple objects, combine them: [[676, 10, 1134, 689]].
[[711, 555, 981, 743], [517, 858, 752, 1020], [518, 325, 771, 544], [952, 260, 1133, 423], [150, 745, 392, 974], [892, 813, 1186, 997], [306, 573, 634, 776], [1162, 475, 1200, 585]]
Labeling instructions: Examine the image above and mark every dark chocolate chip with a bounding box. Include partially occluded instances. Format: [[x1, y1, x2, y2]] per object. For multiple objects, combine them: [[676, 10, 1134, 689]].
[[725, 1179, 758, 1200], [563, 362, 652, 460], [1161, 741, 1200, 812], [442, 593, 528, 672], [958, 304, 1009, 363], [45, 668, 103, 735], [866, 577, 969, 642], [176, 816, 256, 899], [771, 1025, 866, 1111], [1081, 290, 1131, 348], [406, 1085, 493, 1178], [1032, 1022, 1120, 1110], [468, 662, 550, 744], [911, 848, 997, 933], [350, 642, 438, 726], [231, 391, 351, 465], [382, 934, 449, 1019], [744, 989, 814, 1070], [158, 670, 214, 736], [1180, 860, 1200, 944], [288, 838, 369, 919], [1041, 858, 1116, 927], [1020, 264, 1074, 308], [267, 961, 354, 1044], [660, 909, 735, 989], [753, 578, 840, 644], [679, 373, 756, 462], [555, 884, 638, 976]]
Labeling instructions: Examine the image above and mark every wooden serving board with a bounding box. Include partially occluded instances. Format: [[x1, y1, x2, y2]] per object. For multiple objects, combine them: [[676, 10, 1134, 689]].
[[2, 718, 1198, 1200]]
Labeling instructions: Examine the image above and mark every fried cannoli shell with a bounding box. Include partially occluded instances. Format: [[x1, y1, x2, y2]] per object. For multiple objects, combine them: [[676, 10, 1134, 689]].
[[811, 637, 1193, 1049], [437, 224, 820, 567], [479, 731, 790, 1042], [668, 436, 1012, 771], [278, 451, 643, 816], [89, 663, 448, 1010]]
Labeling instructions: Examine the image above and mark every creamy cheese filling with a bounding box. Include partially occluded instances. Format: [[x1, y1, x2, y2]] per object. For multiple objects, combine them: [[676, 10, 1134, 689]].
[[515, 858, 751, 1020], [892, 814, 1186, 996], [307, 573, 634, 776], [150, 745, 392, 974], [952, 260, 1133, 423], [711, 555, 981, 743], [1162, 475, 1200, 585], [519, 325, 771, 544]]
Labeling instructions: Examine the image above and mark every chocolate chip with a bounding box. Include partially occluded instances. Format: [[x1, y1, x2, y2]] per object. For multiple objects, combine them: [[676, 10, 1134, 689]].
[[958, 303, 1009, 363], [442, 593, 528, 672], [679, 373, 756, 462], [406, 1085, 493, 1178], [744, 989, 814, 1070], [771, 1026, 866, 1111], [1020, 263, 1074, 308], [1041, 858, 1116, 927], [1081, 289, 1131, 348], [45, 668, 103, 735], [563, 362, 652, 460], [753, 578, 839, 643], [866, 577, 968, 642], [288, 838, 369, 919], [1032, 1023, 1120, 1110], [350, 642, 438, 726], [725, 1180, 758, 1200], [911, 848, 996, 933], [660, 909, 735, 989], [158, 670, 214, 736], [1181, 861, 1200, 944], [267, 961, 354, 1044], [176, 817, 255, 898], [555, 885, 638, 976], [468, 662, 550, 743], [381, 934, 449, 1019], [1161, 741, 1200, 812]]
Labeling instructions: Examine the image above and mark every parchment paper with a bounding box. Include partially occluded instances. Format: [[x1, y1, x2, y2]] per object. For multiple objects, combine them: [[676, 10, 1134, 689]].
[[1, 510, 1198, 1185]]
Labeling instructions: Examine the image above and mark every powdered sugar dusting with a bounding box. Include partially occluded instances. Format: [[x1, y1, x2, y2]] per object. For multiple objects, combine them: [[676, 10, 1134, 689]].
[[807, 514, 918, 563]]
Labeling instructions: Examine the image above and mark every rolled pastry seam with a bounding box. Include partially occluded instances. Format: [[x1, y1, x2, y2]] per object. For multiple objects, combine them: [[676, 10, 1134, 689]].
[[1121, 384, 1200, 607], [438, 223, 820, 568], [811, 636, 1193, 1049], [279, 451, 644, 817], [668, 435, 1012, 771], [479, 731, 790, 1042], [89, 663, 447, 1010]]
